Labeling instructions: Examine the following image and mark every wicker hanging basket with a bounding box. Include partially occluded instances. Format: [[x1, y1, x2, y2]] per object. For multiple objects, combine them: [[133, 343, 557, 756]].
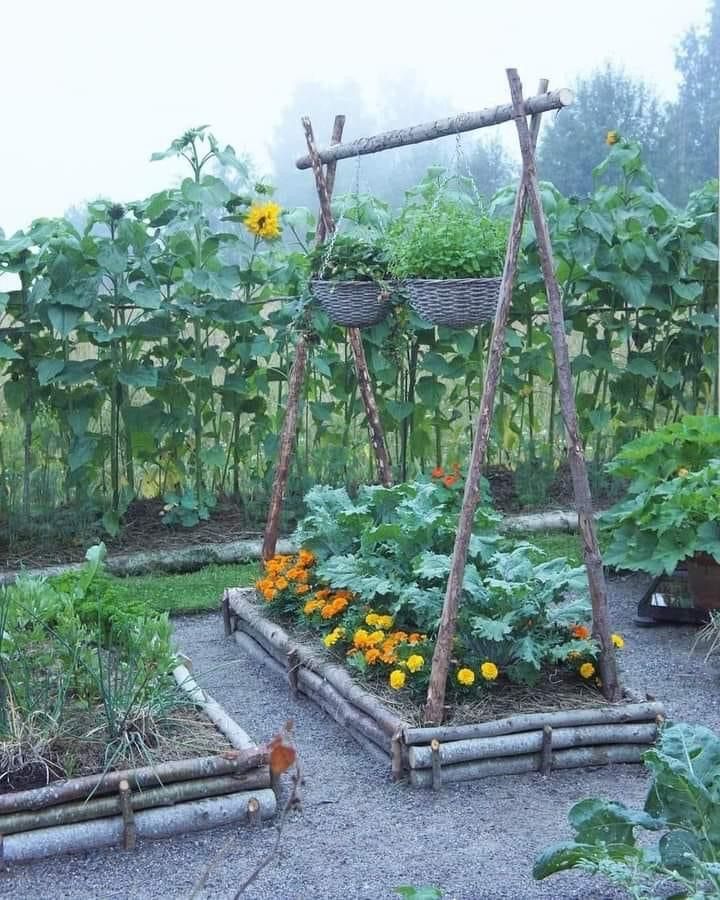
[[405, 277, 502, 328], [310, 280, 393, 328]]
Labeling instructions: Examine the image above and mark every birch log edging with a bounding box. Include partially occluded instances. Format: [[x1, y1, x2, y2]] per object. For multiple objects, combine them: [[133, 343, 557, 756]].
[[0, 789, 277, 863], [232, 620, 392, 759], [295, 89, 573, 169], [172, 664, 254, 750], [408, 744, 645, 787], [407, 722, 657, 769], [227, 589, 403, 736], [0, 771, 271, 836], [402, 701, 665, 746], [0, 748, 268, 815]]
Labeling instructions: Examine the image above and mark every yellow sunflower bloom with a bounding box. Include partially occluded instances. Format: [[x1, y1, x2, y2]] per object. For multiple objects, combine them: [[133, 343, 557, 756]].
[[244, 201, 282, 239]]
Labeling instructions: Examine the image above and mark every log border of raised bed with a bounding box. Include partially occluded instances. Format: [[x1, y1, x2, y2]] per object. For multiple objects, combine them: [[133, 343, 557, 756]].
[[225, 587, 664, 789], [0, 655, 276, 863]]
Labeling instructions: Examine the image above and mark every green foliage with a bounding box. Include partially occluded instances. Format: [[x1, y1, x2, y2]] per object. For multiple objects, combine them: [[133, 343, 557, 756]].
[[387, 171, 507, 279], [534, 721, 720, 899], [601, 418, 720, 574], [292, 478, 596, 688], [0, 545, 180, 775], [309, 233, 390, 282]]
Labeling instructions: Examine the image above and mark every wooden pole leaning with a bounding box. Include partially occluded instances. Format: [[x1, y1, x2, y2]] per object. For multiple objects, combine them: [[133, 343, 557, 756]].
[[424, 79, 550, 726], [506, 68, 620, 700], [301, 116, 393, 488], [261, 118, 346, 561]]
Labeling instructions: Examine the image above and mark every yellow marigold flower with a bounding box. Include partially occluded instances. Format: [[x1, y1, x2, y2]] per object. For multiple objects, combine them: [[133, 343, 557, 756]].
[[275, 577, 288, 591], [366, 630, 386, 647], [457, 667, 475, 686], [303, 597, 323, 615], [611, 633, 625, 649], [379, 615, 394, 630], [389, 669, 406, 690], [366, 612, 381, 627], [244, 200, 282, 239], [677, 467, 689, 477], [480, 661, 499, 681], [406, 654, 424, 673], [365, 648, 381, 665], [606, 130, 619, 146], [323, 627, 345, 648], [353, 629, 370, 649], [580, 662, 595, 679]]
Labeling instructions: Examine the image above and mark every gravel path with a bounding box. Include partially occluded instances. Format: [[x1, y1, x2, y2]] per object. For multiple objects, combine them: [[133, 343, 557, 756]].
[[3, 574, 719, 900]]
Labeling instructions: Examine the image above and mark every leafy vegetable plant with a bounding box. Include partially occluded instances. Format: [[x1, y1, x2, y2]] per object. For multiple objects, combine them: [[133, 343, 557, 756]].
[[257, 473, 606, 696], [387, 170, 507, 279], [601, 417, 720, 575], [534, 721, 720, 899]]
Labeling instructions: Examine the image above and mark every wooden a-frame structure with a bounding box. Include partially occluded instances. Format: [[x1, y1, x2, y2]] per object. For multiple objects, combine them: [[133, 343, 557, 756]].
[[262, 69, 621, 726]]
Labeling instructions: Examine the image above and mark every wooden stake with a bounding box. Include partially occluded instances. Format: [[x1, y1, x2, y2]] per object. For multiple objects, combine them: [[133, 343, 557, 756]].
[[347, 328, 393, 486], [287, 648, 300, 699], [222, 590, 232, 636], [430, 739, 442, 791], [118, 780, 136, 850], [540, 725, 553, 775], [506, 67, 621, 702], [316, 115, 345, 243], [262, 334, 308, 561], [424, 79, 549, 726], [391, 732, 403, 781], [302, 117, 394, 487], [247, 796, 261, 827]]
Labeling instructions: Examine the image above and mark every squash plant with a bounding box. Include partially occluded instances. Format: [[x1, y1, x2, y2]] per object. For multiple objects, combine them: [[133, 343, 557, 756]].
[[534, 721, 720, 899]]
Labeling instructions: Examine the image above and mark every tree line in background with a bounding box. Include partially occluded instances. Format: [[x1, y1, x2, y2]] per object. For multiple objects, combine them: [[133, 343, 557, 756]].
[[269, 0, 719, 207], [0, 125, 716, 543]]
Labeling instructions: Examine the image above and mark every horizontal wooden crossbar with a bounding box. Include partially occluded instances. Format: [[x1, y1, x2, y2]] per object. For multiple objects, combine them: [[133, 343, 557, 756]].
[[295, 88, 573, 170]]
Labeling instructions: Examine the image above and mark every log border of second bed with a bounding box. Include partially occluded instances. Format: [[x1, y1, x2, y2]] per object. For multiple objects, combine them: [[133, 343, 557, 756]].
[[0, 657, 277, 863], [224, 587, 664, 790]]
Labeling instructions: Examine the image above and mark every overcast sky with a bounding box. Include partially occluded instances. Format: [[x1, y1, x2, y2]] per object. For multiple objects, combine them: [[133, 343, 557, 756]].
[[1, 0, 710, 234]]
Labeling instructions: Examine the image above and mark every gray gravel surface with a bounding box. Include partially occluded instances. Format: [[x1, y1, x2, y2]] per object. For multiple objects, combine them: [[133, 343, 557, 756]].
[[3, 574, 719, 900]]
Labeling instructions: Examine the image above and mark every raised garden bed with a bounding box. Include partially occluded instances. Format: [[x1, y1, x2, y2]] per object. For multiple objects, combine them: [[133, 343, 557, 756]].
[[224, 588, 663, 789], [0, 547, 277, 862]]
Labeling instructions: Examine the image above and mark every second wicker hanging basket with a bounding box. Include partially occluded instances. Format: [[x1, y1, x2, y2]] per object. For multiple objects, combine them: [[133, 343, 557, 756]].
[[310, 280, 393, 328], [404, 277, 502, 328]]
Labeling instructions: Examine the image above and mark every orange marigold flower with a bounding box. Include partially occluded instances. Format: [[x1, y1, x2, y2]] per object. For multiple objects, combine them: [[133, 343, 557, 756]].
[[365, 648, 381, 665], [392, 631, 408, 643], [431, 466, 445, 479], [296, 584, 311, 595], [353, 629, 370, 649], [275, 577, 289, 591], [571, 624, 590, 640], [408, 633, 423, 645], [298, 549, 315, 567], [443, 474, 458, 488]]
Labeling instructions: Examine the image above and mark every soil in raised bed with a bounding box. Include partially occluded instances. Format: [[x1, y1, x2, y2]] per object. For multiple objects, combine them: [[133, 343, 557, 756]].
[[0, 705, 231, 795]]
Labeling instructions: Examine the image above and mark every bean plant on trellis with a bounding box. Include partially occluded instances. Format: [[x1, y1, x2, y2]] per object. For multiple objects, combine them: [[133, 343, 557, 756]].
[[0, 138, 717, 537]]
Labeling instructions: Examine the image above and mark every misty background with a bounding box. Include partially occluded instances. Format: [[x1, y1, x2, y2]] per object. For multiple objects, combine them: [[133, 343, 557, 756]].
[[2, 0, 719, 233]]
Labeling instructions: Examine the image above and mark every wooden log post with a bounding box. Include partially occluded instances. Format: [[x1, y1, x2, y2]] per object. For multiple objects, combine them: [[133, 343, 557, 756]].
[[262, 334, 308, 561], [295, 89, 573, 169], [506, 67, 621, 703], [118, 780, 136, 850], [540, 726, 553, 776], [424, 80, 550, 726], [302, 116, 394, 488], [316, 115, 345, 243], [430, 739, 442, 791]]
